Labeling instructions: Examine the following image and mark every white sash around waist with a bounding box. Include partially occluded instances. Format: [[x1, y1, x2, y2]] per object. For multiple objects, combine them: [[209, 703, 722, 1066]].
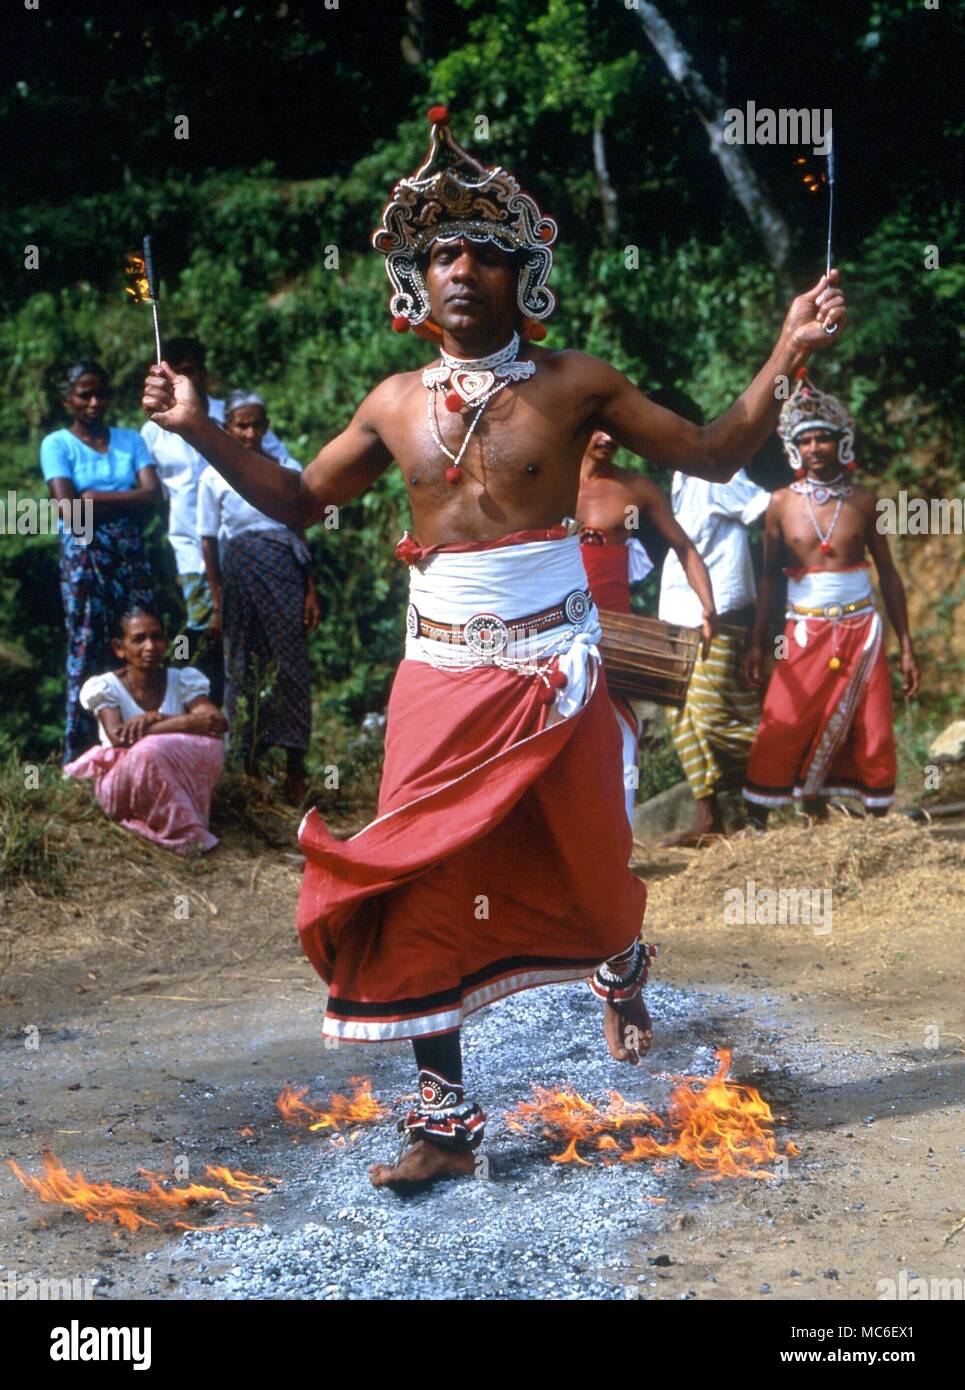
[[786, 567, 879, 651], [403, 532, 601, 720], [786, 567, 874, 613]]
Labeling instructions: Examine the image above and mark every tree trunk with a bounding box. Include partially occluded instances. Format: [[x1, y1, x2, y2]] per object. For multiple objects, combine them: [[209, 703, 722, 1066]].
[[625, 0, 791, 275], [593, 114, 620, 245], [401, 0, 425, 66]]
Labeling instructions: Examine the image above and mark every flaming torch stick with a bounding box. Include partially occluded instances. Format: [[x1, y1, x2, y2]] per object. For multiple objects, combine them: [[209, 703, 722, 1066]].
[[823, 130, 838, 336], [123, 236, 163, 363]]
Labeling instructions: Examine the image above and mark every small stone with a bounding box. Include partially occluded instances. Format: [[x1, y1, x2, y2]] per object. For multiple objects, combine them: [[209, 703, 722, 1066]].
[[927, 720, 965, 763]]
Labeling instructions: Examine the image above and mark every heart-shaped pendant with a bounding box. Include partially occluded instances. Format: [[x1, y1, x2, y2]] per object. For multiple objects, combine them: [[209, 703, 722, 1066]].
[[449, 369, 495, 407]]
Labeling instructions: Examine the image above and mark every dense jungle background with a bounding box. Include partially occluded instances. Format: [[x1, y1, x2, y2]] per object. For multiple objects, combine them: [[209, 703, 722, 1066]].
[[1, 0, 961, 797]]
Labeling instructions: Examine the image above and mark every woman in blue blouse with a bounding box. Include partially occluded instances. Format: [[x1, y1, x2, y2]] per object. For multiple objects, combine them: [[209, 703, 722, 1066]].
[[41, 361, 162, 762]]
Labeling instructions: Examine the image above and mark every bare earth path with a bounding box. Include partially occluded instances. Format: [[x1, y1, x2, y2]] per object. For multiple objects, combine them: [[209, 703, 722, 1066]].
[[1, 818, 962, 1300]]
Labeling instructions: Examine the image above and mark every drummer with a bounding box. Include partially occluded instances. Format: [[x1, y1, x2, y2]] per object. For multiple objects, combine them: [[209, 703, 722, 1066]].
[[577, 429, 717, 827]]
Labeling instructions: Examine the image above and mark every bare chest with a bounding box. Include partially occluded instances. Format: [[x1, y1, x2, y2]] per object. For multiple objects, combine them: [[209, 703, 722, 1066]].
[[782, 493, 868, 561], [577, 478, 637, 540], [381, 378, 587, 494]]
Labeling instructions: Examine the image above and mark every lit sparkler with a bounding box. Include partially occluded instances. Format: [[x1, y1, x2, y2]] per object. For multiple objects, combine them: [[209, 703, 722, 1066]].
[[123, 235, 163, 362]]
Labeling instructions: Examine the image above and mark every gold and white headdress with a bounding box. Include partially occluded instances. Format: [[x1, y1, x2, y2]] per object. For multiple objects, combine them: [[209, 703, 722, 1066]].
[[372, 106, 558, 342], [778, 369, 855, 470]]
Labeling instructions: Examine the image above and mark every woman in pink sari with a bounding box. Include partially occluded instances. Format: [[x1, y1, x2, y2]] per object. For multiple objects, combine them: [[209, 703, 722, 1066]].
[[64, 605, 227, 853]]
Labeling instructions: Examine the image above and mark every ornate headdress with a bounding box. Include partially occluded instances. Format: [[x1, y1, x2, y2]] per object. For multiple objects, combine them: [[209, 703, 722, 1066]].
[[778, 368, 855, 472], [372, 106, 558, 343]]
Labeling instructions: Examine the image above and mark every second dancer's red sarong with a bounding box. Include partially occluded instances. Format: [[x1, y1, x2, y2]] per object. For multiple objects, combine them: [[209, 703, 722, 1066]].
[[297, 525, 648, 1041], [744, 565, 897, 808]]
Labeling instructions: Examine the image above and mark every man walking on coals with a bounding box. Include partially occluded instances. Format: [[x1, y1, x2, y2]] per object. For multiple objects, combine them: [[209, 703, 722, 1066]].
[[142, 109, 847, 1190]]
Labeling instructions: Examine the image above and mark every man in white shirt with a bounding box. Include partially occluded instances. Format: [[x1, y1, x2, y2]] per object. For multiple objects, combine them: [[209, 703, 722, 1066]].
[[658, 466, 770, 845], [140, 336, 288, 703]]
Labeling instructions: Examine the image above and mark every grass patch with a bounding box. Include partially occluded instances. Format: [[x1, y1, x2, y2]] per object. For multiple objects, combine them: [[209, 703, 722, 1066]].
[[0, 738, 93, 894], [636, 711, 685, 804]]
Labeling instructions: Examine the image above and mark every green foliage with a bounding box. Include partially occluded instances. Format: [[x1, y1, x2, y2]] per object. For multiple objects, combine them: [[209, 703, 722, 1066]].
[[636, 715, 685, 804]]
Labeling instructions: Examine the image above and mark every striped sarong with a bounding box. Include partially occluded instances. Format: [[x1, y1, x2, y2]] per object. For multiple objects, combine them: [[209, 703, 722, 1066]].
[[666, 624, 760, 800], [222, 531, 311, 758]]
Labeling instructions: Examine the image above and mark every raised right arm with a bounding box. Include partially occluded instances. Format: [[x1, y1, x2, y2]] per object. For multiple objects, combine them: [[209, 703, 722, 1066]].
[[142, 363, 396, 530]]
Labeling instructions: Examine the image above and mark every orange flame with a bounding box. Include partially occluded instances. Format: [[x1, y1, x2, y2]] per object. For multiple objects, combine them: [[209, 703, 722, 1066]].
[[8, 1152, 279, 1232], [506, 1050, 799, 1181], [123, 252, 151, 303], [276, 1077, 387, 1135]]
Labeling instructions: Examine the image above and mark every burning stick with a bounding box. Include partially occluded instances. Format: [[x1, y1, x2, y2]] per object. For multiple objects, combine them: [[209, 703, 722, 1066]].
[[794, 141, 839, 337], [123, 235, 163, 363], [823, 129, 838, 335]]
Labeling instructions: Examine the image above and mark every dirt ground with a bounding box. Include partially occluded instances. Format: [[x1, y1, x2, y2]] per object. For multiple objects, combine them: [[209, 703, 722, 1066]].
[[1, 807, 963, 1301]]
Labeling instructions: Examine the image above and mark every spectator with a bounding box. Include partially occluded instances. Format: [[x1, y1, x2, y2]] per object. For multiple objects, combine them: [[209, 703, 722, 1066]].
[[64, 605, 227, 853], [41, 361, 160, 763]]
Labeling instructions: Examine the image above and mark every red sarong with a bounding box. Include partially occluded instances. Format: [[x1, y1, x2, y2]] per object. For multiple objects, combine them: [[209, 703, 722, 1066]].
[[297, 648, 646, 1042], [581, 541, 632, 615], [744, 612, 896, 808], [580, 539, 639, 765]]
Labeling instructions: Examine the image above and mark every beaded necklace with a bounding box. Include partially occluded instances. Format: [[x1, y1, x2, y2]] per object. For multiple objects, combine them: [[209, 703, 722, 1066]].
[[422, 332, 536, 483], [792, 471, 854, 556]]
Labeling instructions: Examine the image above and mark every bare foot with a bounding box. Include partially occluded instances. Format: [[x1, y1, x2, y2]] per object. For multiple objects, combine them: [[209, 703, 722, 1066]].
[[603, 993, 653, 1066], [369, 1138, 477, 1191], [658, 825, 724, 849], [284, 774, 307, 805], [659, 795, 723, 849]]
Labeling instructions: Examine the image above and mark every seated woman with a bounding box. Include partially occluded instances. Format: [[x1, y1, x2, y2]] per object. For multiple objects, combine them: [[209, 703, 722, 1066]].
[[41, 360, 162, 763], [198, 390, 320, 804], [64, 605, 227, 854]]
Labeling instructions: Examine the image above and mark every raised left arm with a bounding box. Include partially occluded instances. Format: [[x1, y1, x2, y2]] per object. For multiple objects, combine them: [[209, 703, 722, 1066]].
[[587, 273, 847, 483]]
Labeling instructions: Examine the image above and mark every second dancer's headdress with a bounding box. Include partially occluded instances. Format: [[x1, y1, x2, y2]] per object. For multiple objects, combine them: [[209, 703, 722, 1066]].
[[372, 106, 558, 343], [778, 368, 855, 471]]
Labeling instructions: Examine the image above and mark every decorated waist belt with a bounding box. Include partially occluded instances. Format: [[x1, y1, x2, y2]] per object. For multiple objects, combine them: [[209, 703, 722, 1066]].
[[407, 588, 592, 657], [788, 596, 873, 620]]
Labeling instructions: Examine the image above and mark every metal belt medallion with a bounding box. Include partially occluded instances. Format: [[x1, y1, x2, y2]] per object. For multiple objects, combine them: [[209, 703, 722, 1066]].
[[564, 589, 590, 625], [463, 613, 509, 658]]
